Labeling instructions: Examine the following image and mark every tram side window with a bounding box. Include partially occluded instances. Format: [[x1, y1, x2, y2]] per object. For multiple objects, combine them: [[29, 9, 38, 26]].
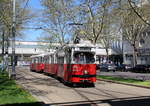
[[49, 56, 51, 64], [39, 57, 42, 63], [44, 57, 47, 63], [36, 58, 38, 63], [37, 57, 40, 63], [66, 54, 71, 64], [58, 57, 64, 64], [47, 57, 49, 64], [32, 59, 34, 63], [33, 58, 35, 63], [44, 56, 49, 64], [41, 57, 44, 63], [43, 57, 45, 63], [35, 58, 38, 63], [51, 55, 54, 64]]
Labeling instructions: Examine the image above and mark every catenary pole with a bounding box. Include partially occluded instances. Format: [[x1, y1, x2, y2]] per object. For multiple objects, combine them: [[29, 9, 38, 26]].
[[11, 0, 16, 79]]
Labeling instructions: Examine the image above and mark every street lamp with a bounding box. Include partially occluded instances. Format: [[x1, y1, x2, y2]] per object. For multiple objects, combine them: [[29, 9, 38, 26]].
[[11, 0, 16, 79]]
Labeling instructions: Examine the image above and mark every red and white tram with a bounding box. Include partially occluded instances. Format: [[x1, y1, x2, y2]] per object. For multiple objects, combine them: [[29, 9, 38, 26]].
[[30, 54, 45, 72], [30, 40, 96, 85], [55, 41, 96, 84]]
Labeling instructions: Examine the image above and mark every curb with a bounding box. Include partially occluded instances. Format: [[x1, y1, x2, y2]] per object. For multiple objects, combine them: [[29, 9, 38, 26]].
[[97, 78, 150, 89]]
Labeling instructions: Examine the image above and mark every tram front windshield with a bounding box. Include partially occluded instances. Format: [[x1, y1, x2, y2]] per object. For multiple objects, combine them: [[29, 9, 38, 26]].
[[73, 52, 95, 64]]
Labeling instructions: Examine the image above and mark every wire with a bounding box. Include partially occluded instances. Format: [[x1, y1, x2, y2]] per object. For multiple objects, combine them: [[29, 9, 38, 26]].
[[17, 0, 30, 17], [20, 26, 43, 30], [22, 0, 30, 13]]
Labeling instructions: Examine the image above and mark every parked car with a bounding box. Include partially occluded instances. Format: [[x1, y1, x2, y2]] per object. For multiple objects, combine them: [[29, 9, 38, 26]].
[[116, 64, 124, 71], [124, 64, 133, 71], [96, 64, 101, 70], [99, 63, 117, 72], [147, 65, 150, 73], [96, 64, 105, 70], [132, 64, 150, 73], [116, 64, 132, 72]]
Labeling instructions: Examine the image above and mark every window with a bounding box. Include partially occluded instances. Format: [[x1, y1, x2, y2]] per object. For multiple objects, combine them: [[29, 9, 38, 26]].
[[32, 59, 34, 63], [44, 56, 49, 64], [73, 52, 95, 64], [49, 56, 51, 64], [51, 56, 54, 64], [141, 57, 143, 61], [58, 57, 64, 64]]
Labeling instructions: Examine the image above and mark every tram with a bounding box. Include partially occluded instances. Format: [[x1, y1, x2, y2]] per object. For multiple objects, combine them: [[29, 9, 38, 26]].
[[55, 40, 96, 84], [30, 39, 96, 85], [30, 54, 45, 72]]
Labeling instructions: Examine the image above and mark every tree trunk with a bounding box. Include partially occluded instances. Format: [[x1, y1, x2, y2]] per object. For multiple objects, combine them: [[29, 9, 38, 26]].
[[106, 48, 109, 63], [133, 46, 137, 67], [5, 34, 9, 72]]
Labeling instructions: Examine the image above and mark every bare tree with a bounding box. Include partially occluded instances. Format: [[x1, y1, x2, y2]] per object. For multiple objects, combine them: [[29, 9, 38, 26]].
[[120, 4, 146, 66], [75, 0, 113, 44], [41, 0, 76, 46], [0, 0, 33, 72]]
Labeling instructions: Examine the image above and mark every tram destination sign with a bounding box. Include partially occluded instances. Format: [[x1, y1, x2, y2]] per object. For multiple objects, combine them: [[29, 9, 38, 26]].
[[79, 47, 91, 51]]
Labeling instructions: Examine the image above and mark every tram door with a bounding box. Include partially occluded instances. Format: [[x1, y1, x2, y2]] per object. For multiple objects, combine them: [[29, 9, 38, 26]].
[[34, 58, 37, 70], [51, 55, 55, 74], [66, 50, 72, 81], [57, 56, 64, 78]]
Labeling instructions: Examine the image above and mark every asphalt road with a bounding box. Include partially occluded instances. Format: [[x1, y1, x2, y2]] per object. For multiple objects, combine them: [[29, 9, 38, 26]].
[[97, 70, 150, 81], [15, 66, 150, 106]]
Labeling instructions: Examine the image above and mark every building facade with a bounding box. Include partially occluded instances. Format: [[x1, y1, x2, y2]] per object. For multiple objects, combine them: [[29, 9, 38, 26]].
[[123, 31, 150, 65], [0, 40, 121, 65]]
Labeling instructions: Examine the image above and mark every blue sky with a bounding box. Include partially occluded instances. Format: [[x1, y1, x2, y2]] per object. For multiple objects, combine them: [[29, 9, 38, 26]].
[[19, 0, 43, 41]]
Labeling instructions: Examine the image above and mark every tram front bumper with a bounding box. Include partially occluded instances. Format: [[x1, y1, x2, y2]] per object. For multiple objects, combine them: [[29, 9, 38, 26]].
[[71, 75, 96, 83]]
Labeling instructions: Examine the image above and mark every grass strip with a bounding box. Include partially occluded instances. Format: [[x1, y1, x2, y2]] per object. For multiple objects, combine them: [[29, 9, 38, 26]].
[[0, 72, 38, 105], [97, 75, 150, 87]]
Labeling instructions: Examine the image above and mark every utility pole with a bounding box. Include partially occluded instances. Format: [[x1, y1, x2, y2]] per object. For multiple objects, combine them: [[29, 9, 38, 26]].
[[2, 30, 5, 72], [11, 0, 16, 79]]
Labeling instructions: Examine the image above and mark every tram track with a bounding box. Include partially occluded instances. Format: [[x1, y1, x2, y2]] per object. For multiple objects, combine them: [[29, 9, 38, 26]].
[[16, 67, 100, 105], [16, 67, 150, 106], [73, 88, 99, 106]]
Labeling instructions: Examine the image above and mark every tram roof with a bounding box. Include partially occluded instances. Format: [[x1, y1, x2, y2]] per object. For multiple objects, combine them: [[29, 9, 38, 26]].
[[66, 40, 95, 48], [67, 44, 95, 48], [30, 52, 54, 58]]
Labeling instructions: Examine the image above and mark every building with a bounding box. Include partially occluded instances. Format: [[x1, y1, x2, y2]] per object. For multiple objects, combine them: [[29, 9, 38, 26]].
[[0, 40, 121, 65], [123, 30, 150, 65], [0, 41, 57, 65]]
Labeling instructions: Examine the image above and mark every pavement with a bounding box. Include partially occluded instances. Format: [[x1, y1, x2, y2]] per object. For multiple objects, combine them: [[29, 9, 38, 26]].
[[15, 66, 150, 106]]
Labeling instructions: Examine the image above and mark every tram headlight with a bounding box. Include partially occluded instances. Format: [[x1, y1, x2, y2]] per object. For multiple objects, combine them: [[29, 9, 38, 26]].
[[84, 70, 88, 74]]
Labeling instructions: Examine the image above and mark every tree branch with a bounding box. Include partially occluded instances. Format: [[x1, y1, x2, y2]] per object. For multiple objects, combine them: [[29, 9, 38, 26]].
[[128, 0, 150, 26]]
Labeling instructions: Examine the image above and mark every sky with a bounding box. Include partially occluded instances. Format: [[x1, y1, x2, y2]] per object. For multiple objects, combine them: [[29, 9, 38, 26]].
[[19, 0, 43, 41]]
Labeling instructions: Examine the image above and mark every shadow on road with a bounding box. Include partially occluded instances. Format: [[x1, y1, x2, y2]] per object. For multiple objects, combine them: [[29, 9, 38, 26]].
[[16, 71, 95, 88], [44, 96, 150, 106], [0, 102, 44, 106], [1, 96, 150, 106]]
